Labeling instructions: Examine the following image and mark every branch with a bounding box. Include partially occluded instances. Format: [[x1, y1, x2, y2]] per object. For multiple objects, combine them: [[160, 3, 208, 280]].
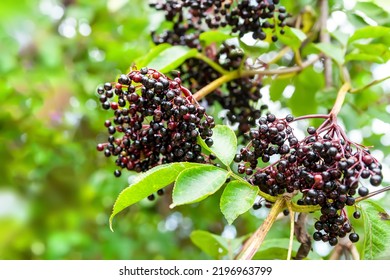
[[235, 197, 286, 260], [350, 75, 390, 93], [355, 186, 390, 203], [193, 55, 319, 101], [319, 0, 332, 88]]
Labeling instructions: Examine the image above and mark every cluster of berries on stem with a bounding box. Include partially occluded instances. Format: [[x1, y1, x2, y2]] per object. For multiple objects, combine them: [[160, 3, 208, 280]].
[[150, 0, 289, 44], [96, 67, 215, 177], [234, 113, 383, 246]]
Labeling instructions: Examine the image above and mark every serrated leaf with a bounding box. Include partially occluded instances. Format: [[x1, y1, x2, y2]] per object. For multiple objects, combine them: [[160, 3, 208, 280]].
[[199, 125, 237, 166], [147, 45, 198, 73], [314, 42, 345, 65], [360, 200, 390, 260], [348, 26, 390, 43], [220, 180, 258, 224], [110, 162, 204, 230], [171, 165, 228, 207], [199, 30, 234, 46], [190, 230, 249, 259]]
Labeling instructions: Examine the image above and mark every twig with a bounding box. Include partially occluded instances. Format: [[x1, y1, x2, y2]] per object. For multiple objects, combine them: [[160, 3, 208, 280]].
[[355, 186, 390, 203], [350, 75, 390, 93], [286, 200, 295, 260], [319, 0, 332, 88], [193, 55, 319, 101], [294, 213, 312, 260], [235, 197, 286, 260]]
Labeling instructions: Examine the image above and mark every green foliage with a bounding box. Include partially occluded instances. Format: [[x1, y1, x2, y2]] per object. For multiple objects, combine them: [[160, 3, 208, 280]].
[[190, 230, 249, 259], [220, 181, 258, 225], [171, 166, 229, 207], [147, 46, 198, 73], [360, 201, 390, 260], [199, 125, 238, 166], [110, 162, 205, 230]]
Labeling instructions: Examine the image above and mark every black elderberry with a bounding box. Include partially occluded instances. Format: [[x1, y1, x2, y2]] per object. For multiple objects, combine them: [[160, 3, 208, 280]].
[[370, 174, 382, 186], [349, 233, 359, 243], [358, 186, 369, 197], [353, 211, 361, 219], [114, 170, 121, 177]]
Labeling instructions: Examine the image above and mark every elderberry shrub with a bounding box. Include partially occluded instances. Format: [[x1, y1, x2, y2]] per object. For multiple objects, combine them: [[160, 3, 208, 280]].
[[235, 113, 384, 245], [96, 67, 215, 176]]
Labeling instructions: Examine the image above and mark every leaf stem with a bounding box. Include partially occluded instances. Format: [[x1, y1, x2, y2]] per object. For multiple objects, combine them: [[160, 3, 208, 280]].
[[235, 197, 285, 260]]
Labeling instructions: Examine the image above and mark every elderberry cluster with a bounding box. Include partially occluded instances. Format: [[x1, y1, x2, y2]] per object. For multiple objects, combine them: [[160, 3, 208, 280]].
[[235, 113, 383, 246], [150, 0, 289, 42], [96, 67, 215, 177]]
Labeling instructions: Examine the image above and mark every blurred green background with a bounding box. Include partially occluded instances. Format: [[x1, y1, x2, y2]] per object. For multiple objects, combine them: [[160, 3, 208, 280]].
[[1, 0, 389, 260]]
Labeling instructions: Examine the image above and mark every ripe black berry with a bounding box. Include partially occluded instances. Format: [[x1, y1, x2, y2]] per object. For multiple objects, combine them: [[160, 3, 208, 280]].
[[349, 233, 359, 243]]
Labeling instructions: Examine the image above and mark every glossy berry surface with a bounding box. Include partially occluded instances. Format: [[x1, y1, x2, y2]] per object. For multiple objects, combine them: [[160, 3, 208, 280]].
[[96, 68, 214, 176]]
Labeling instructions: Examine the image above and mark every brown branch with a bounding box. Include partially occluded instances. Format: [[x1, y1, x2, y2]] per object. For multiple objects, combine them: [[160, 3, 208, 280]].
[[294, 213, 312, 260], [193, 55, 320, 101], [235, 197, 286, 260], [319, 0, 332, 88]]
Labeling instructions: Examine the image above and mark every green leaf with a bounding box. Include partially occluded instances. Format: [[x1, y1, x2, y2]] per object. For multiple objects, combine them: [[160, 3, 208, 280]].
[[199, 125, 237, 166], [331, 30, 350, 47], [346, 43, 390, 63], [147, 45, 198, 73], [268, 77, 291, 102], [253, 238, 322, 260], [135, 43, 171, 67], [199, 30, 234, 46], [360, 200, 390, 260], [349, 26, 390, 43], [288, 67, 324, 116], [345, 53, 384, 63], [314, 42, 345, 65], [171, 165, 228, 207], [190, 230, 249, 259], [354, 2, 390, 26], [238, 38, 269, 56], [278, 27, 307, 50], [110, 162, 204, 230], [220, 180, 258, 224]]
